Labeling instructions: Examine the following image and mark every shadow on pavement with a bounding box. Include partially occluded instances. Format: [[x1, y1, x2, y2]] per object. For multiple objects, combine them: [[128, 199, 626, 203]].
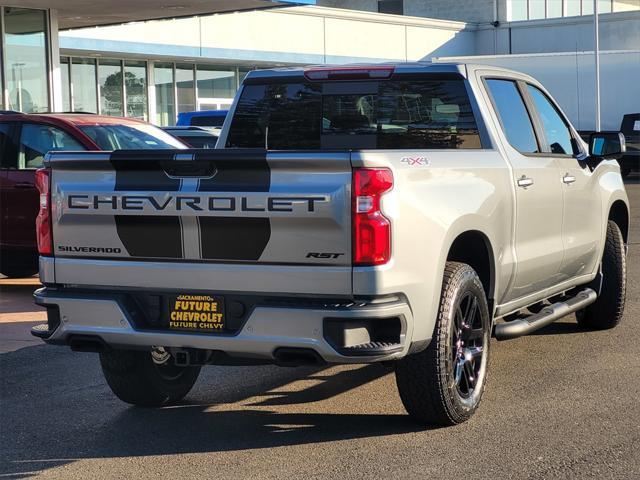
[[250, 363, 392, 406], [0, 346, 420, 478]]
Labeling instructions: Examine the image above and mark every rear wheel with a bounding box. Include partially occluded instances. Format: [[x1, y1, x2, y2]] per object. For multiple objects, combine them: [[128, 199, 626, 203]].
[[395, 262, 491, 426], [576, 221, 626, 330], [99, 347, 201, 407]]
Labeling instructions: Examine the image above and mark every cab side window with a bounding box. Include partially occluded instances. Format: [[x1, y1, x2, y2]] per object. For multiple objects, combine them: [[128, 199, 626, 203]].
[[18, 123, 85, 169], [486, 79, 539, 154], [526, 85, 577, 155]]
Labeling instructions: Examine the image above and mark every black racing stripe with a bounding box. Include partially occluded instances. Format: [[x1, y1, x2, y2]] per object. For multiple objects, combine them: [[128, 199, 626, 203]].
[[111, 151, 181, 192], [199, 217, 271, 261], [109, 150, 272, 261], [111, 151, 183, 258], [194, 150, 271, 261], [195, 149, 270, 193], [114, 216, 183, 259]]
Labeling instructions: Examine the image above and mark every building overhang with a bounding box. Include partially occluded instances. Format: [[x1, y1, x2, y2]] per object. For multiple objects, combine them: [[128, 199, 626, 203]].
[[3, 0, 315, 30]]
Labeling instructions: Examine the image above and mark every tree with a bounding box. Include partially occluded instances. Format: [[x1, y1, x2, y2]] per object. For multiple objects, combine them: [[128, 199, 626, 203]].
[[102, 71, 146, 117]]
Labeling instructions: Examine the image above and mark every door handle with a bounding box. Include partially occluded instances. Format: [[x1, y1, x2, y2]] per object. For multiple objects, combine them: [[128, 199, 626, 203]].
[[562, 174, 576, 185], [14, 182, 35, 189], [517, 175, 534, 188]]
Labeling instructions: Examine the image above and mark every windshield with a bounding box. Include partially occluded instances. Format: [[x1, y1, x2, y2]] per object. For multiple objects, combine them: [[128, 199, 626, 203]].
[[226, 78, 482, 150], [79, 123, 187, 150]]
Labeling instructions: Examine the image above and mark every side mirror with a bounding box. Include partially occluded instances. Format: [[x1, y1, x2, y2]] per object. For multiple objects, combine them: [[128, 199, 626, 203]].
[[589, 131, 626, 159]]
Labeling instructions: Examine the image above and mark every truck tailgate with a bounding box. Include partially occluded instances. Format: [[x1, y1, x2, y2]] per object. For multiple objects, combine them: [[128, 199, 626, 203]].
[[46, 150, 353, 295]]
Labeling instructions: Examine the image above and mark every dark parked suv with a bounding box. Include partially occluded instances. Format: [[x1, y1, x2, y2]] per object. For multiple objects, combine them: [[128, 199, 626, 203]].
[[0, 112, 186, 277], [620, 113, 640, 177]]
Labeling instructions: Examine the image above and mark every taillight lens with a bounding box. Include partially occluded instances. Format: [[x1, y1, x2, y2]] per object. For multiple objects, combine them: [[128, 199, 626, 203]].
[[353, 168, 393, 266], [35, 168, 52, 256]]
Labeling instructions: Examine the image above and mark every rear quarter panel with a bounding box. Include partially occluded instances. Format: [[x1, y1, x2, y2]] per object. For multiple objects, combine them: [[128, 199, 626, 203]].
[[351, 149, 514, 343]]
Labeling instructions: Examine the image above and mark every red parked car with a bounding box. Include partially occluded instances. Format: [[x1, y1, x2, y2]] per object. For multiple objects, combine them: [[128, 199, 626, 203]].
[[0, 112, 186, 277]]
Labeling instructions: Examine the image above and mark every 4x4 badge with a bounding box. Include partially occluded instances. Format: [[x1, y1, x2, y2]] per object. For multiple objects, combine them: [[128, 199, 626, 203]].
[[400, 156, 429, 166]]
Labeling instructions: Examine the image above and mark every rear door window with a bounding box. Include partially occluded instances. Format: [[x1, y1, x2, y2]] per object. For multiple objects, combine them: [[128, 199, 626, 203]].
[[18, 123, 86, 169], [485, 79, 539, 154], [226, 78, 482, 149]]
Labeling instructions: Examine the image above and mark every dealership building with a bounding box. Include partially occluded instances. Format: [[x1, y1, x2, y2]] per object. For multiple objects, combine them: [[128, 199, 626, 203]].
[[0, 0, 639, 129]]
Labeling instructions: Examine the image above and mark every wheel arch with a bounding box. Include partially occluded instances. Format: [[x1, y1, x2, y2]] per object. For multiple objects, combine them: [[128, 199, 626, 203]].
[[608, 200, 630, 244], [445, 230, 496, 313]]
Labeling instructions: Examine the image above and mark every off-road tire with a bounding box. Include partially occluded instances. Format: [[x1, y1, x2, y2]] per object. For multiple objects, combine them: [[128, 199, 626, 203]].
[[99, 349, 201, 407], [395, 262, 491, 426], [576, 220, 626, 330]]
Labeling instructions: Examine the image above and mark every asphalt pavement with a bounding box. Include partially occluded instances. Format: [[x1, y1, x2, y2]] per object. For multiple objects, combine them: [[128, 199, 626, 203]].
[[1, 176, 639, 479]]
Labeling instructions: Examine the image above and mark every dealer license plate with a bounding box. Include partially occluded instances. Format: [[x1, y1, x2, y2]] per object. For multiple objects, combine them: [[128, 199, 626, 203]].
[[166, 294, 225, 332]]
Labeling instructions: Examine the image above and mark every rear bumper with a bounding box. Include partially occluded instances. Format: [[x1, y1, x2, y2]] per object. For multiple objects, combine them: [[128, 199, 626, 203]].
[[33, 287, 414, 364]]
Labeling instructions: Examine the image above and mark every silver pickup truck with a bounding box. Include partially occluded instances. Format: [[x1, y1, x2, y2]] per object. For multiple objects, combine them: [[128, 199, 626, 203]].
[[32, 63, 629, 426]]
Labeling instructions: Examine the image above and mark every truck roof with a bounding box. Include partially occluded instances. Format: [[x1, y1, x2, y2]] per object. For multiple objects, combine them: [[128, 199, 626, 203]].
[[243, 62, 535, 83]]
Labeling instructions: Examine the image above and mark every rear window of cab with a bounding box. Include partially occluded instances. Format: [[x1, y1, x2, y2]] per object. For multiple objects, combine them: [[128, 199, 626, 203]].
[[226, 78, 482, 150]]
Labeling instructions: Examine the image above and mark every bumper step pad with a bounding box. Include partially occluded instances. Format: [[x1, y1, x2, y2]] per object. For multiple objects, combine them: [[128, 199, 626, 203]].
[[30, 323, 55, 339], [340, 341, 403, 356]]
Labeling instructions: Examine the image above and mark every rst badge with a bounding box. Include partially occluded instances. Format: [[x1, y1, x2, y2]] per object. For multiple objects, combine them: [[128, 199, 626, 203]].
[[400, 156, 429, 167]]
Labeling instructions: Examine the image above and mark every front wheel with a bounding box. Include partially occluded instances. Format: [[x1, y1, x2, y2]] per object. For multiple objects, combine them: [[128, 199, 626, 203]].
[[576, 221, 626, 330], [395, 262, 491, 426], [99, 347, 201, 407]]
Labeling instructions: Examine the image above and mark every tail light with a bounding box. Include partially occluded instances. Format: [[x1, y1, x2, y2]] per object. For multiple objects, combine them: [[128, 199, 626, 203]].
[[353, 168, 393, 266], [35, 168, 52, 256]]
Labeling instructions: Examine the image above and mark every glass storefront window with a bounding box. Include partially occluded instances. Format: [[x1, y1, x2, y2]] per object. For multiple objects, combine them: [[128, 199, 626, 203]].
[[196, 65, 236, 100], [60, 57, 71, 111], [154, 62, 175, 126], [510, 0, 528, 20], [176, 63, 195, 114], [71, 58, 97, 113], [599, 0, 612, 13], [566, 0, 581, 15], [581, 0, 594, 14], [4, 7, 48, 113], [528, 0, 546, 19], [508, 0, 612, 18], [547, 0, 563, 17], [99, 59, 123, 117], [125, 61, 148, 120]]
